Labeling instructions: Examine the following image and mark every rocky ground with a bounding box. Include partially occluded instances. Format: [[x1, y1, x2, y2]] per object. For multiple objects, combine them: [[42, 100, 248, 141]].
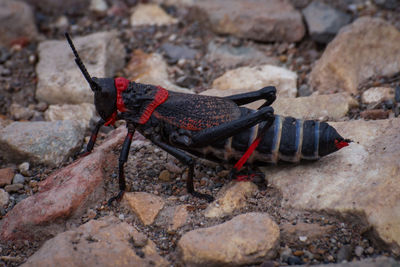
[[1, 0, 400, 266]]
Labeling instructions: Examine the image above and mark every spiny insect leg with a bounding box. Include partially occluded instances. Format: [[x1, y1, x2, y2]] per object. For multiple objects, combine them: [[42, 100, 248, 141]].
[[108, 127, 135, 205], [152, 138, 214, 202], [224, 86, 276, 108], [81, 118, 105, 156]]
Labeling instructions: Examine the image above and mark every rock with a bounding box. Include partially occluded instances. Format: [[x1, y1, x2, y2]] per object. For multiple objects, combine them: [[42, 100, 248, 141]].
[[4, 183, 23, 193], [0, 167, 14, 187], [89, 0, 107, 13], [280, 222, 334, 245], [0, 0, 38, 47], [193, 0, 305, 42], [205, 181, 258, 218], [18, 162, 30, 176], [290, 256, 399, 267], [265, 118, 400, 254], [159, 170, 171, 182], [44, 103, 97, 130], [178, 212, 279, 266], [169, 204, 189, 231], [360, 109, 389, 120], [161, 43, 198, 64], [0, 127, 126, 241], [271, 93, 358, 120], [22, 216, 168, 267], [310, 17, 400, 94], [374, 0, 398, 9], [362, 87, 395, 105], [130, 4, 178, 26], [0, 188, 9, 207], [206, 41, 277, 68], [36, 31, 126, 104], [280, 247, 293, 262], [123, 192, 165, 225], [302, 1, 351, 43], [337, 245, 352, 262], [124, 50, 191, 93], [9, 103, 34, 121], [210, 64, 297, 99], [0, 121, 85, 167], [354, 245, 364, 257], [24, 0, 89, 15], [13, 174, 25, 184]]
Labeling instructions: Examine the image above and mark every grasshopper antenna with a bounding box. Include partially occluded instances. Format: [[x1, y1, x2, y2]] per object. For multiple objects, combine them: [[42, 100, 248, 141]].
[[65, 32, 100, 92]]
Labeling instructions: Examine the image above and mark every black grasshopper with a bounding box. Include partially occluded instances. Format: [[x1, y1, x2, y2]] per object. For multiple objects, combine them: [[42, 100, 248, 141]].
[[66, 33, 351, 203]]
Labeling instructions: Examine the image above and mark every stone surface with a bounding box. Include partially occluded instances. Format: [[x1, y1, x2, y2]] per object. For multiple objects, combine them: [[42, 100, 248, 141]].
[[124, 192, 165, 225], [360, 109, 390, 120], [36, 31, 126, 104], [0, 188, 9, 207], [205, 181, 258, 218], [280, 222, 334, 245], [0, 0, 38, 47], [265, 118, 400, 254], [9, 103, 34, 121], [178, 212, 280, 266], [124, 50, 192, 94], [0, 121, 85, 167], [291, 256, 400, 267], [210, 64, 297, 99], [4, 183, 23, 193], [0, 127, 126, 241], [44, 103, 97, 130], [169, 204, 189, 231], [89, 0, 108, 13], [362, 87, 395, 104], [310, 17, 400, 94], [24, 0, 89, 15], [161, 43, 198, 64], [206, 41, 278, 68], [22, 216, 168, 267], [130, 4, 178, 26], [193, 0, 305, 42], [13, 174, 25, 184], [302, 1, 351, 43], [0, 167, 14, 187]]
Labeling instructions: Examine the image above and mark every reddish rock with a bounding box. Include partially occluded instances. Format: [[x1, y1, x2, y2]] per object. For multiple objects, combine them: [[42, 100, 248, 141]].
[[123, 192, 165, 225], [360, 109, 390, 120], [0, 167, 14, 187], [0, 127, 126, 242]]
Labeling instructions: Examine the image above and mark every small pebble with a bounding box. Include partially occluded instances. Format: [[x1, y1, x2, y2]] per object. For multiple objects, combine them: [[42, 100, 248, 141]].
[[366, 246, 374, 254], [159, 170, 171, 182], [293, 250, 304, 256], [118, 213, 125, 220], [355, 245, 364, 257], [87, 209, 97, 219], [280, 247, 293, 262], [18, 162, 30, 176], [5, 183, 24, 193], [13, 174, 25, 184], [0, 189, 10, 207], [337, 244, 352, 262], [299, 236, 307, 242], [287, 256, 302, 265]]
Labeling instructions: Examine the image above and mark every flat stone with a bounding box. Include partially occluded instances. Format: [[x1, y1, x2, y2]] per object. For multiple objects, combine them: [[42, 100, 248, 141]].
[[0, 127, 126, 242], [124, 50, 192, 94], [310, 17, 400, 94], [265, 118, 400, 254], [0, 0, 38, 47], [178, 212, 280, 266], [210, 64, 297, 99], [4, 183, 23, 193], [44, 103, 97, 130], [361, 87, 395, 104], [302, 1, 351, 43], [271, 93, 358, 120], [205, 181, 258, 218], [123, 192, 165, 225], [22, 216, 168, 267], [0, 121, 85, 167], [280, 222, 335, 245], [0, 188, 9, 207], [36, 31, 126, 104], [206, 41, 277, 68], [0, 167, 14, 187], [360, 109, 390, 120], [193, 0, 305, 42], [169, 204, 189, 231], [130, 4, 177, 26]]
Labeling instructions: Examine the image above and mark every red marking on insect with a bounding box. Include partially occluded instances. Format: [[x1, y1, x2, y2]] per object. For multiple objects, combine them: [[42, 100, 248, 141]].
[[115, 77, 130, 112], [335, 139, 349, 150], [234, 137, 261, 171], [104, 111, 117, 126], [138, 86, 169, 124]]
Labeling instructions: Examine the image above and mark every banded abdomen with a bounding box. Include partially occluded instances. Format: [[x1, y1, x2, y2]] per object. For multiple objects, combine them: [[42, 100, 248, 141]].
[[188, 112, 347, 165]]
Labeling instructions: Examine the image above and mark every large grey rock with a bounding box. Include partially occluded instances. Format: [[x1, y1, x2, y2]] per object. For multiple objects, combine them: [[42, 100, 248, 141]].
[[265, 118, 400, 254], [0, 0, 38, 47], [36, 31, 126, 104], [22, 216, 168, 267], [310, 17, 400, 94], [44, 103, 97, 130], [193, 0, 305, 42], [0, 120, 84, 167], [178, 212, 279, 266], [302, 1, 352, 43]]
